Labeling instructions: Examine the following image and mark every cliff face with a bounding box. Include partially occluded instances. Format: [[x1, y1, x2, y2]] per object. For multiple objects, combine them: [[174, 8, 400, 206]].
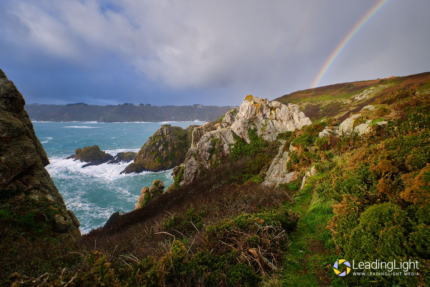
[[0, 69, 80, 239], [182, 95, 312, 184], [231, 95, 311, 143], [121, 124, 198, 173]]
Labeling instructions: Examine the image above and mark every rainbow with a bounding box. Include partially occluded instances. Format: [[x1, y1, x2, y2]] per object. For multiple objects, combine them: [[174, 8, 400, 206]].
[[311, 0, 390, 88]]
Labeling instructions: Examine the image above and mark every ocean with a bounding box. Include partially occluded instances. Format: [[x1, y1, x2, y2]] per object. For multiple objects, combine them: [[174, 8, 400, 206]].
[[33, 121, 204, 234]]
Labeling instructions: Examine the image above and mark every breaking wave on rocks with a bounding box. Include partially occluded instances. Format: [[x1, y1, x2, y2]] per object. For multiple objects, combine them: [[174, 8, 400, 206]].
[[34, 121, 197, 234], [46, 156, 174, 234]]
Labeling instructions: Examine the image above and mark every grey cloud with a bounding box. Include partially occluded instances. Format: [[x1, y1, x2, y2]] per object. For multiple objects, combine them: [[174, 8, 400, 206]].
[[0, 0, 429, 105]]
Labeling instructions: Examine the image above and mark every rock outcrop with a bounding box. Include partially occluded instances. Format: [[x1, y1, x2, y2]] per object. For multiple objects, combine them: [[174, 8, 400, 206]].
[[0, 69, 80, 239], [231, 95, 311, 143], [182, 95, 311, 185], [108, 152, 136, 164], [121, 124, 197, 174], [135, 179, 165, 209], [338, 105, 388, 136], [184, 129, 235, 184], [262, 141, 297, 187], [190, 108, 238, 147], [67, 145, 114, 167]]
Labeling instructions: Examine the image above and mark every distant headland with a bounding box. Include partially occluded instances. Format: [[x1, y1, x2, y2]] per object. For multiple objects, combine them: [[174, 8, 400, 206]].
[[26, 103, 235, 122]]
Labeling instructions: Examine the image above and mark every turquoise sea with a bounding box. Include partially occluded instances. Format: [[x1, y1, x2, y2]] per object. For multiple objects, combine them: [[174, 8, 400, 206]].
[[33, 121, 204, 234]]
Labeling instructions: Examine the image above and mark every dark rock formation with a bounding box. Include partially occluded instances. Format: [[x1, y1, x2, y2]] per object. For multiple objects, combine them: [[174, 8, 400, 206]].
[[67, 145, 114, 167], [121, 124, 198, 173], [107, 152, 136, 164], [0, 69, 80, 239]]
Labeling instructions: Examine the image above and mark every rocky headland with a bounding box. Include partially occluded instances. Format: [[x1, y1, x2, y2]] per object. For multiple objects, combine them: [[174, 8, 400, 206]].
[[121, 124, 198, 173]]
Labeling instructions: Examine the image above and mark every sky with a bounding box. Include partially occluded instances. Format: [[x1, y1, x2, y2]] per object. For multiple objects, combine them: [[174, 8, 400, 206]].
[[0, 0, 429, 106]]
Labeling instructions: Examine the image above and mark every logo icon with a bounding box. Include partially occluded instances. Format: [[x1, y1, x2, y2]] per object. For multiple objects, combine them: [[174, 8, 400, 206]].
[[333, 259, 351, 276]]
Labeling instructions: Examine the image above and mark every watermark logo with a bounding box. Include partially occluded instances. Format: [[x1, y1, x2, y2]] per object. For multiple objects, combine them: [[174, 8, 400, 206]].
[[333, 259, 351, 277], [332, 259, 420, 277]]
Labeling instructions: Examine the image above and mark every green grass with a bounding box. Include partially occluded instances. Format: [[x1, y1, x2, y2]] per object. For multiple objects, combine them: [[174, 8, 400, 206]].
[[276, 176, 345, 286]]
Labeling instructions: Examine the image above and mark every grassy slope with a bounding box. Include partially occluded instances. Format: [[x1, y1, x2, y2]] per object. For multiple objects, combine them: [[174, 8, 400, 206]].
[[273, 87, 430, 286], [275, 72, 430, 122]]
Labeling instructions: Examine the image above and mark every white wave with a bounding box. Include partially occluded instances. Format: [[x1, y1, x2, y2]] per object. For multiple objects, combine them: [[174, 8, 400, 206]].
[[48, 158, 135, 181], [64, 126, 99, 129], [104, 148, 140, 155], [46, 156, 167, 181], [41, 137, 53, 143], [83, 121, 98, 124]]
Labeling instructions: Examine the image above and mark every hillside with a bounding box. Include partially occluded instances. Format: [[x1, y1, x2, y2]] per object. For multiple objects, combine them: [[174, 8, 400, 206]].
[[276, 71, 430, 122], [2, 70, 430, 286], [26, 103, 234, 122]]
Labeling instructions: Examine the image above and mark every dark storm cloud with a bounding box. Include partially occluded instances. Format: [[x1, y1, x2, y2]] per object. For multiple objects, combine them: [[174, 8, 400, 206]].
[[0, 0, 429, 106]]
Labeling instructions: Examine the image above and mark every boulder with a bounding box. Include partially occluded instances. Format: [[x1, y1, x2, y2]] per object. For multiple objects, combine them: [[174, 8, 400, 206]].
[[67, 145, 114, 167], [338, 114, 361, 135], [262, 141, 297, 187], [135, 179, 165, 209], [318, 126, 339, 138], [354, 120, 372, 135], [121, 124, 197, 173], [135, 187, 150, 209], [231, 95, 311, 143], [0, 69, 80, 239]]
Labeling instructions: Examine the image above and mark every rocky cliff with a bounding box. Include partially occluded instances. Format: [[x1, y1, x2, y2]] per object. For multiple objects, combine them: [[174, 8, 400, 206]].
[[182, 95, 312, 184], [0, 69, 80, 240], [121, 124, 198, 173]]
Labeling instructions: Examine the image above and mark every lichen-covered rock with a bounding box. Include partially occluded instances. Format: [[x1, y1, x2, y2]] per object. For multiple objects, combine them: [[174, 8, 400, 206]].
[[338, 114, 361, 135], [108, 151, 136, 164], [121, 124, 197, 173], [353, 120, 372, 135], [231, 95, 311, 143], [263, 141, 297, 187], [67, 145, 114, 167], [0, 69, 80, 239], [135, 180, 165, 209], [184, 129, 235, 184]]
